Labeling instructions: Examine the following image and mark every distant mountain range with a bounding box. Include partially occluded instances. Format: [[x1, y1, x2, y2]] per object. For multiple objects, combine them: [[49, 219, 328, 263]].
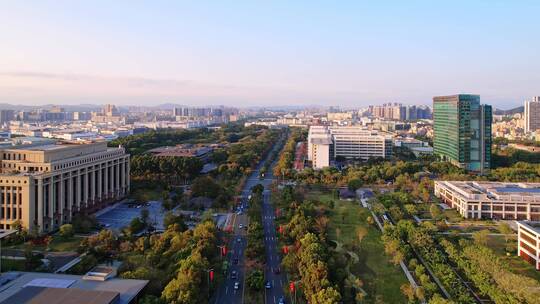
[[0, 102, 526, 115], [0, 103, 101, 112], [493, 106, 523, 116]]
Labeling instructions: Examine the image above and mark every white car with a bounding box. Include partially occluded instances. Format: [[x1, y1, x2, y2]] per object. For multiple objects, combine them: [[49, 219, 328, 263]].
[[239, 224, 243, 229], [234, 282, 240, 290]]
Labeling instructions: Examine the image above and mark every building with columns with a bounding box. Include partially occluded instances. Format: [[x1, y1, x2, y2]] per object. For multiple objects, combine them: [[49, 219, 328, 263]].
[[0, 140, 129, 232]]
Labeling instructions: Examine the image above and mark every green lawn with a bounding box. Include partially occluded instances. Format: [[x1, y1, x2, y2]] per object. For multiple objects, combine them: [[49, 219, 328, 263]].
[[308, 191, 407, 304], [1, 258, 26, 271], [7, 235, 83, 252], [129, 186, 163, 202], [487, 235, 540, 281], [47, 236, 83, 252]]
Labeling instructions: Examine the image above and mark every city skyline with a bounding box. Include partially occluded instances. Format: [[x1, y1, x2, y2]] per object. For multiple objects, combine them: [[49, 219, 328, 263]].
[[1, 1, 539, 108]]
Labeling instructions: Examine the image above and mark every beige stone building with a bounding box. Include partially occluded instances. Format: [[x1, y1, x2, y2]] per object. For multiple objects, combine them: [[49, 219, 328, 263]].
[[0, 140, 129, 232]]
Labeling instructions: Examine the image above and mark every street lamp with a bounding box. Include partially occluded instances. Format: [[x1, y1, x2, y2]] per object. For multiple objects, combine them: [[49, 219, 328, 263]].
[[289, 280, 301, 304], [206, 268, 214, 299], [217, 244, 227, 259]]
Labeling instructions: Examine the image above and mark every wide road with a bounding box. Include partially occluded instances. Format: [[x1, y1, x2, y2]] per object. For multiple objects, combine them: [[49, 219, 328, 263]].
[[215, 137, 285, 304], [261, 187, 286, 304]]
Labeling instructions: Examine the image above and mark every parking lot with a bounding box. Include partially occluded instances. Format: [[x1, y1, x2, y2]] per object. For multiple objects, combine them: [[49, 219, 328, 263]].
[[96, 200, 165, 231]]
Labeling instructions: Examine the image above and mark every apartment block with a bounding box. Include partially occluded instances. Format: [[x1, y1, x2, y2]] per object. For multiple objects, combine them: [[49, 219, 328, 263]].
[[516, 221, 540, 271], [0, 140, 130, 232], [308, 126, 392, 169], [434, 181, 540, 220], [524, 96, 540, 133]]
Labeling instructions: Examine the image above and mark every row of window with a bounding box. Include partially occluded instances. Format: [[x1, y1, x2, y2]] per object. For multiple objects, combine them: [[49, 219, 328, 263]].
[[0, 207, 22, 220], [51, 152, 126, 171]]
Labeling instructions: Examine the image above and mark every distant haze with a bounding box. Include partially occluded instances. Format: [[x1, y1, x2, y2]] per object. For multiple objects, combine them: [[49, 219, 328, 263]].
[[1, 2, 539, 109]]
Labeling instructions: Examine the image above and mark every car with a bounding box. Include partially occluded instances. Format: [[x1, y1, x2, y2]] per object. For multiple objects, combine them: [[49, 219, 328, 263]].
[[237, 237, 242, 243], [265, 281, 272, 289], [274, 267, 281, 274], [234, 282, 240, 290], [233, 258, 239, 264], [231, 270, 237, 279], [278, 297, 286, 304], [239, 224, 243, 229]]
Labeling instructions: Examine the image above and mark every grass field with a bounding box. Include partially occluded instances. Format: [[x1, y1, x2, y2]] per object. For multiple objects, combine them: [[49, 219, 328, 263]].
[[487, 234, 540, 281], [307, 191, 407, 303]]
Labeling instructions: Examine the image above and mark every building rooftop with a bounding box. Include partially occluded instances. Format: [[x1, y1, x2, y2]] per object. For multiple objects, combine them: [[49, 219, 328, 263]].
[[0, 272, 148, 304], [310, 137, 332, 145], [5, 140, 105, 152], [436, 181, 540, 200], [517, 221, 540, 235], [2, 286, 119, 304], [147, 144, 213, 158]]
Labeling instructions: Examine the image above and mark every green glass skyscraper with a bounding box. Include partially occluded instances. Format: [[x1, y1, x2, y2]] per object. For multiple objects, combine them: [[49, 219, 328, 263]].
[[433, 94, 491, 173]]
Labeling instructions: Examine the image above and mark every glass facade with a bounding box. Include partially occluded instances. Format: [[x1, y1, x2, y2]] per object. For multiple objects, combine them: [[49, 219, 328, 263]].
[[433, 94, 491, 173]]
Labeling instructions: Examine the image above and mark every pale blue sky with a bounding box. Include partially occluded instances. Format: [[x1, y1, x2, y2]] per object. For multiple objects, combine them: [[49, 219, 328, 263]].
[[0, 1, 539, 108]]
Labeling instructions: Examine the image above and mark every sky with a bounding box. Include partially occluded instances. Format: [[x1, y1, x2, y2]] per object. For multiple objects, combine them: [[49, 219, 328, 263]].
[[0, 1, 539, 109]]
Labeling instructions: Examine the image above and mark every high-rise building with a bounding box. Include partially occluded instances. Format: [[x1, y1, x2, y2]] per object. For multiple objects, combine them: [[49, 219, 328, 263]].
[[91, 104, 123, 123], [404, 105, 432, 120], [524, 96, 540, 133], [0, 110, 14, 125], [0, 140, 129, 232], [433, 94, 491, 173]]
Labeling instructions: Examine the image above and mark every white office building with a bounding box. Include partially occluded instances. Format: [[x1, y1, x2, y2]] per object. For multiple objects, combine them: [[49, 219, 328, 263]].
[[307, 126, 393, 169], [434, 181, 540, 220], [516, 221, 540, 271], [524, 96, 540, 133]]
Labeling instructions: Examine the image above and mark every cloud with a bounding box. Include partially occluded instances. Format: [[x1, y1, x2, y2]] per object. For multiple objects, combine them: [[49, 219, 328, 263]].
[[0, 70, 351, 105]]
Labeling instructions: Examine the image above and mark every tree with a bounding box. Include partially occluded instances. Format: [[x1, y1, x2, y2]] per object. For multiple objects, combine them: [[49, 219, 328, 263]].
[[141, 209, 150, 227], [391, 250, 404, 265], [400, 283, 415, 302], [389, 206, 404, 221], [348, 178, 363, 191], [429, 204, 442, 219], [161, 251, 209, 304], [139, 295, 164, 304], [499, 223, 513, 243], [404, 204, 418, 216], [163, 212, 187, 231], [130, 217, 145, 234], [246, 269, 264, 290], [429, 294, 454, 304], [356, 226, 368, 246], [251, 184, 264, 195], [59, 224, 74, 239], [72, 214, 98, 233], [366, 216, 374, 226], [472, 230, 489, 246], [415, 286, 426, 302], [311, 287, 342, 304], [191, 176, 221, 199]]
